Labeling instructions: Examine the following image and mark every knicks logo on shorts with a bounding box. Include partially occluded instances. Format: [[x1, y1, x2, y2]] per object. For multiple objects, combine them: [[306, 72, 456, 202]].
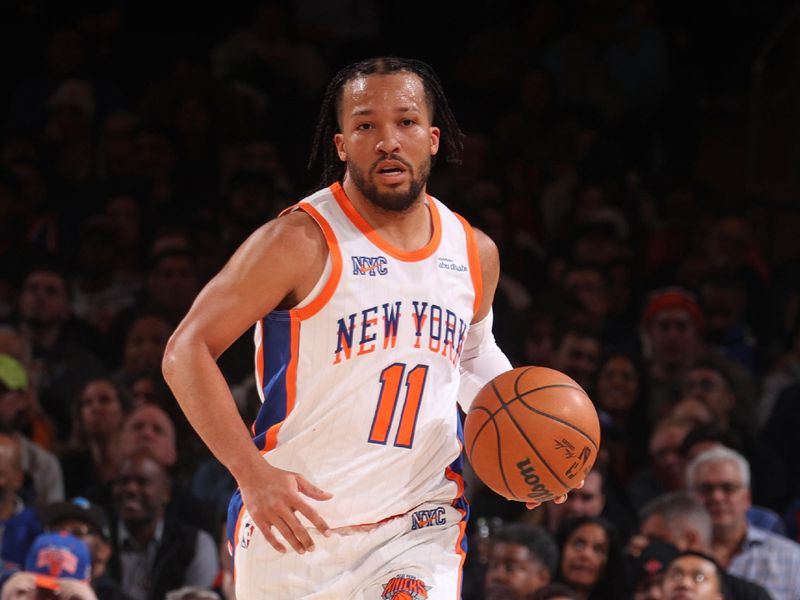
[[381, 574, 430, 599], [410, 507, 446, 530], [240, 523, 255, 549]]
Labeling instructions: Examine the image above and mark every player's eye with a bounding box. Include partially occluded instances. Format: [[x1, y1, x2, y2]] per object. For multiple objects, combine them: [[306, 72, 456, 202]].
[[356, 123, 372, 130], [400, 119, 415, 126]]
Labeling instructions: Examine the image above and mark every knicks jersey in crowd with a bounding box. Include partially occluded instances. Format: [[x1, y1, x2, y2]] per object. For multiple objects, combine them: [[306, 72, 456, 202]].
[[249, 182, 481, 529]]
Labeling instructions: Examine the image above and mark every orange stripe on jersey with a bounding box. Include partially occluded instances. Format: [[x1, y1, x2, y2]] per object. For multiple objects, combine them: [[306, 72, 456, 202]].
[[330, 182, 442, 262], [261, 319, 300, 453], [293, 202, 343, 319], [445, 466, 468, 597], [455, 213, 483, 317]]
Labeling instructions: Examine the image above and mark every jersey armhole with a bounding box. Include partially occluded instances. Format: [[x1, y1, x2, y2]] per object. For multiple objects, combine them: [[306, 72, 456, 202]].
[[285, 202, 343, 319], [454, 213, 483, 318]]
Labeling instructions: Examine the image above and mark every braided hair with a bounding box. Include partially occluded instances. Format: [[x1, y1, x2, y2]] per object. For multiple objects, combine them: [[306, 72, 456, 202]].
[[307, 57, 465, 187]]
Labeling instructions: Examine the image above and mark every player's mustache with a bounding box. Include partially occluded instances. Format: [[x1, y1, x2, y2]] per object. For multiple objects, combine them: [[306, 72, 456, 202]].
[[371, 155, 413, 173]]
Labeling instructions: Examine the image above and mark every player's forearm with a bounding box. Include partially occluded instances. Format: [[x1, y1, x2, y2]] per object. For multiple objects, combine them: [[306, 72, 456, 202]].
[[162, 334, 264, 482]]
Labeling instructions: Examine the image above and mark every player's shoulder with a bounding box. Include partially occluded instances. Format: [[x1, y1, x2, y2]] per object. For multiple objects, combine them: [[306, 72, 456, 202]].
[[469, 226, 499, 271], [248, 207, 327, 260]]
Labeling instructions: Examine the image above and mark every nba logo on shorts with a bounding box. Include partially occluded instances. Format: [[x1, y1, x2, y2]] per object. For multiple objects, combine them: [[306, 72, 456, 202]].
[[241, 523, 255, 549], [381, 574, 430, 599]]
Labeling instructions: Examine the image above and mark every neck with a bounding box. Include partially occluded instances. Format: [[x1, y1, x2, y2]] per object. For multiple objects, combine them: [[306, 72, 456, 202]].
[[89, 437, 122, 480], [126, 516, 162, 547], [340, 177, 432, 251], [711, 521, 747, 567], [21, 321, 61, 349]]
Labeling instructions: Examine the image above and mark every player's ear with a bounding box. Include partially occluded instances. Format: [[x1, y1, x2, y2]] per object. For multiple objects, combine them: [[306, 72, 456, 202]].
[[430, 127, 440, 156], [334, 133, 347, 162]]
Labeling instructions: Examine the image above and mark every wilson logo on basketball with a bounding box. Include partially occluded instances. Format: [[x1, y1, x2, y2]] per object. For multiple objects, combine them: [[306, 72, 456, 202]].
[[381, 574, 429, 599], [565, 446, 593, 479], [516, 457, 552, 501]]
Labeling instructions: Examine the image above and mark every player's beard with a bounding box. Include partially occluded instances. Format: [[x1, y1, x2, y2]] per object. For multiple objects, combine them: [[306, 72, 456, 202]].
[[347, 154, 431, 213]]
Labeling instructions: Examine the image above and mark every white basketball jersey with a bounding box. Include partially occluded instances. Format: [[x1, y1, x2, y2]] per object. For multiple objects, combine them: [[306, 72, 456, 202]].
[[249, 182, 481, 528]]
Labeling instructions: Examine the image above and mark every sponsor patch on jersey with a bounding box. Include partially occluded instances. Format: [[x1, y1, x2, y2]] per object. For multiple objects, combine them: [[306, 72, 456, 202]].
[[381, 574, 430, 599], [240, 523, 255, 549], [437, 256, 467, 272], [352, 255, 388, 276], [410, 507, 446, 530]]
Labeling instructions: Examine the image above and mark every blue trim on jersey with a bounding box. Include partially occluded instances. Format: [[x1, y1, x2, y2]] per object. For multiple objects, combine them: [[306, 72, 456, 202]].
[[252, 314, 292, 447], [451, 416, 470, 559], [226, 488, 244, 555]]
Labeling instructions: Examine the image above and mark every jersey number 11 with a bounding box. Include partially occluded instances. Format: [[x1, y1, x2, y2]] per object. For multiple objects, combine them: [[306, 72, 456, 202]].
[[368, 363, 429, 448]]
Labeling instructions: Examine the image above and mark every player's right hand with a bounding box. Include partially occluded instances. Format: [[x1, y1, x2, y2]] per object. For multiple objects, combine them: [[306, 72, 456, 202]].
[[239, 461, 333, 554]]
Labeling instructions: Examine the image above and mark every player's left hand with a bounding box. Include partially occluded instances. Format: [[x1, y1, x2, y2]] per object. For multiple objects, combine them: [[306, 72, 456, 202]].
[[525, 478, 584, 510]]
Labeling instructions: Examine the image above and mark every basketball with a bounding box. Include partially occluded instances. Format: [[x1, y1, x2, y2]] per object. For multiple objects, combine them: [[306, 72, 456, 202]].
[[464, 366, 601, 503]]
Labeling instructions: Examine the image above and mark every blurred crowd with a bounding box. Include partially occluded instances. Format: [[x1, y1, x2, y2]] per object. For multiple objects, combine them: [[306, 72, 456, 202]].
[[1, 1, 800, 599]]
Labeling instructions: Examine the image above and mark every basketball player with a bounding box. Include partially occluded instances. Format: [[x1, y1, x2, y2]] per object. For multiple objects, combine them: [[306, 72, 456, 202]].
[[163, 57, 572, 599]]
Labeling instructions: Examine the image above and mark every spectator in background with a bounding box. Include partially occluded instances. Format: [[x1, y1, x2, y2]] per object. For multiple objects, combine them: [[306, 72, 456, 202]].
[[551, 324, 602, 394], [131, 123, 177, 213], [61, 379, 130, 499], [15, 263, 105, 441], [142, 250, 200, 326], [629, 541, 679, 600], [699, 267, 759, 374], [544, 461, 636, 543], [39, 497, 131, 600], [759, 325, 800, 430], [119, 403, 212, 532], [681, 361, 755, 438], [680, 424, 786, 533], [515, 304, 559, 369], [661, 551, 726, 600], [593, 351, 649, 481], [0, 354, 64, 507], [210, 1, 329, 103], [221, 170, 280, 253], [0, 326, 53, 452], [0, 433, 41, 570], [44, 79, 96, 190], [687, 446, 800, 600], [102, 192, 145, 295], [554, 515, 629, 599], [2, 532, 96, 600], [111, 313, 172, 391], [119, 404, 176, 469], [95, 111, 139, 185], [629, 416, 692, 509], [72, 216, 138, 337], [630, 490, 772, 600], [108, 451, 218, 600], [640, 287, 705, 424], [483, 523, 559, 600], [560, 263, 610, 333]]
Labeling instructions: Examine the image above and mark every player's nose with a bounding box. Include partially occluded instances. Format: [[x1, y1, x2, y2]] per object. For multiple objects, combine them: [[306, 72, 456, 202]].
[[375, 128, 400, 154]]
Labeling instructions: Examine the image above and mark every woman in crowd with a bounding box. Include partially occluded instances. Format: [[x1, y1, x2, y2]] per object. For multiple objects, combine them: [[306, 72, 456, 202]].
[[60, 378, 129, 498], [554, 516, 630, 600]]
